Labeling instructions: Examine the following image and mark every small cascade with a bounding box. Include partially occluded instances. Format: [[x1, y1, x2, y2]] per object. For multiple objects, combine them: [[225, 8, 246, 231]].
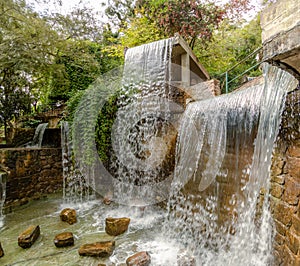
[[0, 171, 7, 228], [61, 121, 93, 203], [165, 64, 297, 265], [30, 122, 48, 148]]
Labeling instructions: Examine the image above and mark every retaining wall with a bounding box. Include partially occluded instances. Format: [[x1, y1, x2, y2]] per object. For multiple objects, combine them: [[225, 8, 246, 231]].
[[0, 148, 63, 208]]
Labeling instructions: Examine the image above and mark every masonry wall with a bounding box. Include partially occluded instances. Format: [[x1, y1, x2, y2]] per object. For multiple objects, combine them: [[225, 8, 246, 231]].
[[0, 148, 63, 207], [270, 86, 300, 265]]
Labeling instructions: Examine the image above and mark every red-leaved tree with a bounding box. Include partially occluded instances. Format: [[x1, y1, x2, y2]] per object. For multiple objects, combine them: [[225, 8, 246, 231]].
[[137, 0, 252, 49]]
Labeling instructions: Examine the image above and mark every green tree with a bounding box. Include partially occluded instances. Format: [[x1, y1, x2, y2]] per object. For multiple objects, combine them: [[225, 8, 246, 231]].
[[0, 0, 59, 140], [194, 15, 262, 92], [105, 0, 254, 50]]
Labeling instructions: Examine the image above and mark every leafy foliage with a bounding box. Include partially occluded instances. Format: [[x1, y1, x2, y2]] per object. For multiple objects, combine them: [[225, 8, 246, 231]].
[[95, 93, 119, 163], [0, 0, 59, 140], [195, 15, 262, 92], [142, 0, 225, 48]]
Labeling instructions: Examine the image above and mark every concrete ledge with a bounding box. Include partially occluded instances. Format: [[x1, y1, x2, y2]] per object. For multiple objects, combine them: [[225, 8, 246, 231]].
[[262, 25, 300, 78], [261, 0, 300, 43]]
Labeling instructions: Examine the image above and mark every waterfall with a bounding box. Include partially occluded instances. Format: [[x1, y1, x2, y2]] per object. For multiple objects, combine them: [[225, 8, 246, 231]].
[[110, 38, 177, 205], [61, 121, 92, 203], [166, 64, 297, 265], [29, 122, 48, 148], [0, 171, 6, 228]]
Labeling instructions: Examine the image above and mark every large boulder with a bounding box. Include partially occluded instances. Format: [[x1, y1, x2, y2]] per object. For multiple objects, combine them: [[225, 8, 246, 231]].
[[60, 208, 77, 225], [126, 251, 151, 266], [54, 232, 74, 247], [18, 225, 40, 249], [78, 241, 115, 257], [105, 217, 130, 236]]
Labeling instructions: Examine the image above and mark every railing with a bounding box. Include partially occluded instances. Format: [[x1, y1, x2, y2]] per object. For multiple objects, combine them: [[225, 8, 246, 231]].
[[219, 47, 263, 93]]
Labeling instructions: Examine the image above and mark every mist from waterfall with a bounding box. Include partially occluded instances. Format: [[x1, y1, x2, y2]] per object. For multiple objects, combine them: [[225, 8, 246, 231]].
[[165, 64, 297, 265]]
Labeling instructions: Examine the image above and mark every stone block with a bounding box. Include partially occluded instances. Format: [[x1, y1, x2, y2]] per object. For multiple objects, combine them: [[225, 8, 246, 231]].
[[282, 244, 297, 265], [18, 225, 40, 249], [286, 230, 300, 255], [60, 208, 77, 225], [283, 176, 300, 205], [275, 220, 287, 236], [78, 241, 115, 257], [105, 217, 130, 236], [271, 156, 285, 176], [273, 201, 295, 227], [270, 182, 284, 198], [126, 251, 151, 266], [292, 215, 300, 234], [0, 242, 4, 257], [274, 232, 285, 245], [54, 232, 74, 247], [285, 157, 300, 179], [271, 174, 285, 185], [287, 143, 300, 157]]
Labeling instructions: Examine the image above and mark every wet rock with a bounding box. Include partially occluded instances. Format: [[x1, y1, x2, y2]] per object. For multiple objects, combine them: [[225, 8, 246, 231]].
[[60, 208, 77, 225], [18, 225, 40, 249], [0, 242, 4, 257], [105, 217, 130, 236], [78, 241, 115, 257], [103, 197, 112, 205], [126, 251, 151, 266], [54, 232, 74, 247]]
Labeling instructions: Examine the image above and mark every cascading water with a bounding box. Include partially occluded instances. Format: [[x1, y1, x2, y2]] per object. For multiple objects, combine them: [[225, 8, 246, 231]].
[[61, 121, 92, 203], [165, 64, 297, 265], [66, 37, 298, 265], [0, 171, 6, 228], [29, 122, 48, 148], [109, 38, 179, 205]]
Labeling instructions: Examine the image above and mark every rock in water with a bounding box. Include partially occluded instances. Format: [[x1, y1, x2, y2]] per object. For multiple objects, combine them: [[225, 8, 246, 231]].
[[60, 208, 77, 225], [105, 217, 130, 236], [78, 241, 115, 257], [54, 232, 74, 247], [0, 242, 4, 257], [18, 225, 40, 249], [126, 251, 151, 266]]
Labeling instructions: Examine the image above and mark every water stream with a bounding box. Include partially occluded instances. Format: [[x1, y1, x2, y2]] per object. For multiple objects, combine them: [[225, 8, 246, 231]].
[[30, 123, 48, 148]]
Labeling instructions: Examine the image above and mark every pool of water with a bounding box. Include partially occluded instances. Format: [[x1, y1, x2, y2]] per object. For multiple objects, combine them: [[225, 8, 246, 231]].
[[0, 194, 183, 266]]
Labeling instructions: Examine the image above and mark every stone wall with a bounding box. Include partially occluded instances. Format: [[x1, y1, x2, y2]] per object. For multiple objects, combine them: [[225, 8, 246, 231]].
[[270, 86, 300, 265], [0, 148, 63, 207]]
